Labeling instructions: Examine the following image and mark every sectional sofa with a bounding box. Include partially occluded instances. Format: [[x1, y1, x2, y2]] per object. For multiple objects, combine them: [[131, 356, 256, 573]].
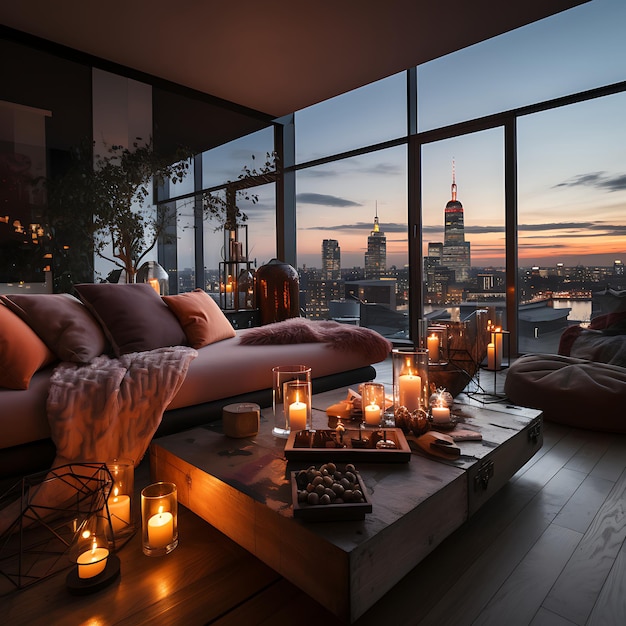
[[0, 284, 390, 478]]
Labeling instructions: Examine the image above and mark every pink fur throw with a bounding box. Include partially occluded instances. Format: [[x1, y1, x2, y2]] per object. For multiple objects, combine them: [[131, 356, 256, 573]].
[[239, 318, 392, 363]]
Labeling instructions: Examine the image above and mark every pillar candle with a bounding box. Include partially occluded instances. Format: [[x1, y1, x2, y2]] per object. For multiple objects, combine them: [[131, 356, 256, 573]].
[[148, 507, 174, 549], [487, 343, 495, 370], [108, 488, 131, 534], [288, 400, 308, 431], [431, 406, 451, 423], [427, 334, 440, 361], [399, 373, 421, 412], [364, 402, 381, 425], [494, 330, 503, 368]]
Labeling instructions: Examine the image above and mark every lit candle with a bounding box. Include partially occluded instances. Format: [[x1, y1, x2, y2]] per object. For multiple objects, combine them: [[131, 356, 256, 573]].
[[148, 506, 174, 549], [148, 278, 160, 294], [427, 334, 440, 361], [431, 405, 451, 423], [494, 328, 503, 369], [399, 373, 421, 412], [288, 400, 308, 431], [487, 342, 495, 370], [364, 402, 381, 425], [77, 539, 109, 579], [108, 487, 131, 534]]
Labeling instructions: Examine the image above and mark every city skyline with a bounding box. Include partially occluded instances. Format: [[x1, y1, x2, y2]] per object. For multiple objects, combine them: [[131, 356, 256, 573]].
[[171, 0, 624, 280]]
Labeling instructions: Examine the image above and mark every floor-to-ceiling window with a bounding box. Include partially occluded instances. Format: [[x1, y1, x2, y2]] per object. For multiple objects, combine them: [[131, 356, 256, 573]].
[[517, 91, 626, 353], [420, 129, 505, 324]]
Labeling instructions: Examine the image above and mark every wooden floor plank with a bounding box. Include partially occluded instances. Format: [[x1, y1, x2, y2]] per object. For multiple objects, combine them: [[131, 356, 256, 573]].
[[542, 468, 626, 625], [587, 537, 626, 626], [408, 466, 586, 626], [473, 523, 582, 626], [552, 474, 615, 534], [530, 607, 578, 626]]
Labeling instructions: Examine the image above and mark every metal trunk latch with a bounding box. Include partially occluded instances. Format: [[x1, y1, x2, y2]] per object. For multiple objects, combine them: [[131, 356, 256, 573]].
[[528, 422, 542, 443], [474, 460, 494, 491]]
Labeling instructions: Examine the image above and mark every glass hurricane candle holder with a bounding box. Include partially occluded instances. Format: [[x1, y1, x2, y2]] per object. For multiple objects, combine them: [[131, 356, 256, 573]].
[[141, 482, 178, 557], [105, 458, 134, 541], [427, 326, 447, 364], [272, 365, 311, 438], [361, 382, 385, 427], [284, 379, 312, 433], [392, 348, 429, 417]]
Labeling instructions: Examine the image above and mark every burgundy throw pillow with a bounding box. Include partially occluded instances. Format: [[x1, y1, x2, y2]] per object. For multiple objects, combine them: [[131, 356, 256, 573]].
[[0, 293, 107, 362], [74, 283, 187, 356]]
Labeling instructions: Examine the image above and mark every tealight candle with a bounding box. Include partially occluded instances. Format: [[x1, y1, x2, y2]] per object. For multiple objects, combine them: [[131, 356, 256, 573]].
[[148, 506, 174, 549], [77, 543, 109, 579]]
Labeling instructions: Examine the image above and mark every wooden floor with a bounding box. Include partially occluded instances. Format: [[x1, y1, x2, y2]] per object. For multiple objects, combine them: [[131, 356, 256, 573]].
[[4, 359, 626, 625]]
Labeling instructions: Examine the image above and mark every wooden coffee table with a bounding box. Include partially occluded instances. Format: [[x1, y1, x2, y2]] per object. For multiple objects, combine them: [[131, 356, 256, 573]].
[[149, 388, 542, 623]]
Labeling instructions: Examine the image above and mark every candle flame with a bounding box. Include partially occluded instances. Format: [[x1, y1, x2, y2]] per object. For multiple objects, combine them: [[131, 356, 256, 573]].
[[158, 505, 164, 516]]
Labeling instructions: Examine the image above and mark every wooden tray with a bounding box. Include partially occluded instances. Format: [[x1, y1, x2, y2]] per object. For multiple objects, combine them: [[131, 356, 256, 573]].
[[291, 467, 372, 521], [285, 427, 411, 463]]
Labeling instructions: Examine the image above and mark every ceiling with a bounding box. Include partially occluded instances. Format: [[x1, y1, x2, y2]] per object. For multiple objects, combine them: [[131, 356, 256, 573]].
[[0, 0, 587, 118]]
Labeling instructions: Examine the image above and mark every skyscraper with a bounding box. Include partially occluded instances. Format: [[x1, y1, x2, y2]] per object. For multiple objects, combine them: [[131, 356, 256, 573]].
[[322, 239, 341, 280], [442, 164, 471, 283], [364, 208, 386, 279]]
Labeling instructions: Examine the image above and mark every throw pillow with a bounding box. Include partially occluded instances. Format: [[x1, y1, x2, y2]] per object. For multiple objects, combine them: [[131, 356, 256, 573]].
[[0, 303, 57, 389], [0, 293, 107, 363], [162, 289, 236, 349], [74, 283, 188, 356]]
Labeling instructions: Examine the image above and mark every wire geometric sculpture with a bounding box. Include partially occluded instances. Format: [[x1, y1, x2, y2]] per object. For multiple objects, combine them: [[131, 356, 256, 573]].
[[0, 463, 112, 594]]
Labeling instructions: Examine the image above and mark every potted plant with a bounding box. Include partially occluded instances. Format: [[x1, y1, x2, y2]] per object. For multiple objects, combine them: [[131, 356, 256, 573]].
[[44, 138, 192, 286]]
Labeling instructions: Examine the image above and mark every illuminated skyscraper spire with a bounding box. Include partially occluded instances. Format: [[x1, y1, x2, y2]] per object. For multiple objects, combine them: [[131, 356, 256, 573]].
[[451, 159, 457, 202], [442, 161, 471, 282], [365, 202, 386, 279]]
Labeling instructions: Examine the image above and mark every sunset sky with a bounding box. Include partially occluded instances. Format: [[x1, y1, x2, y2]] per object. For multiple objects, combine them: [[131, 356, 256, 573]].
[[186, 0, 625, 275]]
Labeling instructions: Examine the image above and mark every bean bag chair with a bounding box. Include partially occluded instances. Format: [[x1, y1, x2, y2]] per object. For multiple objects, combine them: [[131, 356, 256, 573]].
[[504, 353, 626, 433]]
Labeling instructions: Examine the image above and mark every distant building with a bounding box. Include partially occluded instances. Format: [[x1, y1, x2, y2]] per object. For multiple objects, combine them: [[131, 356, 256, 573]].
[[442, 166, 471, 283], [322, 239, 341, 280], [344, 278, 396, 309], [364, 209, 386, 279], [305, 278, 344, 319], [615, 260, 624, 276]]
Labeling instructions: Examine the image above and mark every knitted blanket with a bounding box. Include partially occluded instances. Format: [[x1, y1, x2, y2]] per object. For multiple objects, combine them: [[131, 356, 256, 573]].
[[0, 346, 197, 535]]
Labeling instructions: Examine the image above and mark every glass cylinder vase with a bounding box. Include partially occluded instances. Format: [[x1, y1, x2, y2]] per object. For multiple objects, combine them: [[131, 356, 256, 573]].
[[105, 458, 135, 541], [272, 365, 311, 438], [284, 379, 312, 433], [141, 482, 178, 557], [361, 382, 385, 427], [392, 348, 430, 416]]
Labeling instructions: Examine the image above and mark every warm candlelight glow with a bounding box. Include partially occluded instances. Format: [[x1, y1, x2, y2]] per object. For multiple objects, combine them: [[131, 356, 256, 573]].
[[399, 370, 421, 412], [77, 537, 108, 579], [288, 397, 308, 431], [148, 278, 160, 294], [427, 334, 440, 360], [364, 402, 382, 425], [148, 505, 174, 549], [108, 486, 131, 535]]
